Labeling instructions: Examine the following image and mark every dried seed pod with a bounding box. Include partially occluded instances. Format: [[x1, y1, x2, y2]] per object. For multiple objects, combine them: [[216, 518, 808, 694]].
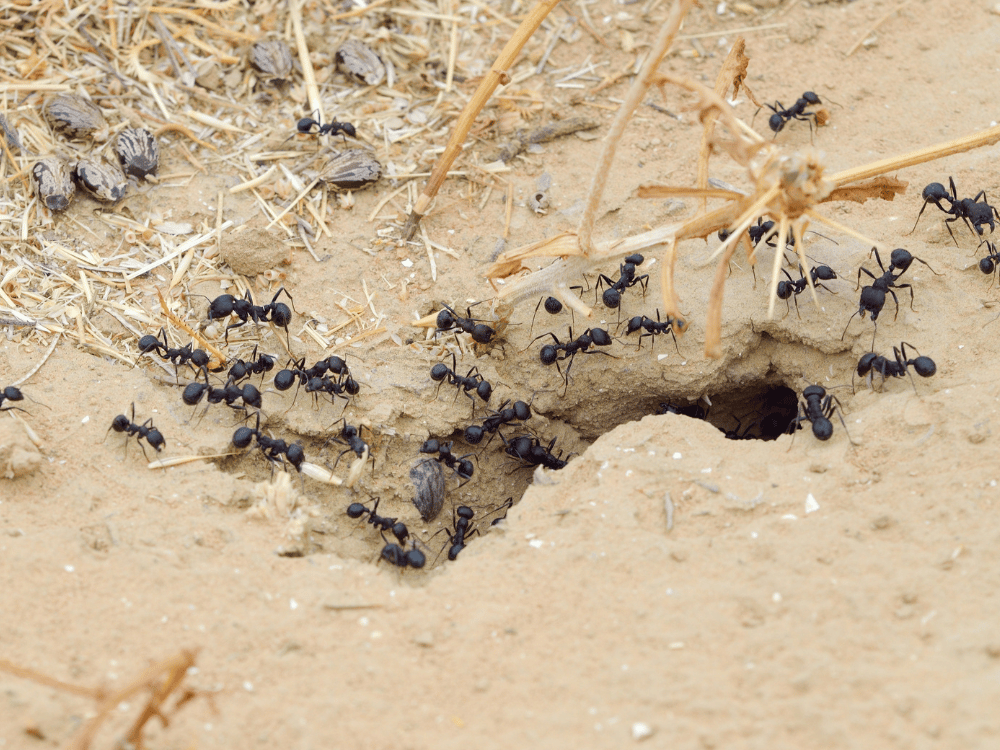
[[32, 156, 75, 211], [115, 128, 159, 179], [249, 39, 294, 86], [44, 94, 109, 141], [336, 39, 385, 87], [0, 113, 22, 152], [73, 156, 127, 203], [410, 458, 445, 522], [319, 149, 382, 191]]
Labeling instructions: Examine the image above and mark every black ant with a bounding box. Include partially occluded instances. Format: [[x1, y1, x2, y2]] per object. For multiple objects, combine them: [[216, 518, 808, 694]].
[[854, 342, 936, 393], [909, 177, 999, 245], [503, 433, 568, 470], [305, 372, 359, 409], [206, 287, 295, 345], [106, 403, 166, 460], [721, 415, 756, 440], [764, 91, 822, 137], [621, 309, 684, 352], [228, 345, 276, 383], [527, 326, 615, 395], [719, 217, 792, 249], [233, 412, 304, 473], [463, 399, 531, 446], [429, 353, 492, 414], [182, 368, 262, 419], [346, 498, 410, 546], [379, 540, 426, 569], [419, 439, 475, 486], [136, 327, 210, 375], [434, 303, 495, 344], [776, 265, 838, 318], [978, 240, 1000, 283], [0, 386, 26, 413], [595, 253, 648, 309], [841, 248, 937, 349], [657, 401, 709, 420], [789, 385, 852, 443], [296, 116, 356, 141], [327, 419, 372, 469], [441, 505, 478, 561]]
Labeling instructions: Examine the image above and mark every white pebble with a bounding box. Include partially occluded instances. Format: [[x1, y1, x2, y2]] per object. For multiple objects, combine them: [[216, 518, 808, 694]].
[[805, 493, 819, 514], [632, 722, 654, 741]]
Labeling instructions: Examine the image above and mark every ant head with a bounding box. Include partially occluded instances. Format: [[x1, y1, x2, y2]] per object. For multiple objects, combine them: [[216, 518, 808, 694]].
[[803, 385, 826, 399], [980, 257, 996, 274], [405, 548, 426, 569], [777, 281, 793, 300], [814, 265, 837, 281], [297, 117, 321, 134], [286, 443, 305, 470], [182, 382, 207, 405], [138, 334, 163, 353], [342, 424, 358, 439], [856, 352, 878, 376], [208, 294, 235, 319], [420, 439, 440, 454], [456, 505, 474, 520], [343, 377, 360, 395], [464, 425, 485, 445], [802, 91, 821, 105], [624, 253, 644, 266], [111, 414, 130, 432], [241, 384, 262, 408], [270, 303, 292, 328], [346, 502, 368, 519], [512, 400, 531, 421], [146, 429, 165, 451], [922, 182, 948, 202], [435, 308, 455, 329], [457, 459, 474, 479], [190, 349, 210, 368], [539, 345, 558, 366], [380, 543, 406, 567], [889, 248, 913, 271], [602, 288, 621, 308], [259, 354, 276, 372], [543, 296, 562, 315], [2, 386, 23, 402], [912, 356, 936, 377], [232, 425, 255, 449], [430, 363, 449, 382], [590, 328, 613, 347], [471, 324, 494, 344], [476, 380, 493, 402], [625, 316, 643, 335]]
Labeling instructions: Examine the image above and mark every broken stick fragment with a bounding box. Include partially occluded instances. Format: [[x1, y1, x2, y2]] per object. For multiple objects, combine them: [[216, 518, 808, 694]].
[[492, 117, 599, 163]]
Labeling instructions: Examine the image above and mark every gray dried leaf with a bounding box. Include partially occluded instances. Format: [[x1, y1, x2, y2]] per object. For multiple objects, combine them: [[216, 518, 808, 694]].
[[410, 458, 445, 522], [32, 157, 75, 211], [319, 149, 382, 191], [336, 39, 385, 87], [0, 113, 21, 152], [115, 128, 159, 179], [44, 94, 108, 142], [249, 39, 293, 84], [73, 157, 127, 203]]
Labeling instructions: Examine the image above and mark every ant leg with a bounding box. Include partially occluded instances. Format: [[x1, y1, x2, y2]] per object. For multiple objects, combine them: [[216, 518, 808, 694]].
[[907, 199, 935, 235], [943, 216, 960, 246], [825, 397, 857, 446], [521, 330, 562, 354], [856, 266, 877, 290], [840, 310, 861, 340]]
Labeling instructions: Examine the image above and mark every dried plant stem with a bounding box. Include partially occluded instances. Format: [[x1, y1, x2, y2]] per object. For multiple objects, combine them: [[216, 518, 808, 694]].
[[830, 124, 1000, 186], [577, 0, 696, 254], [290, 0, 322, 121], [401, 0, 562, 240]]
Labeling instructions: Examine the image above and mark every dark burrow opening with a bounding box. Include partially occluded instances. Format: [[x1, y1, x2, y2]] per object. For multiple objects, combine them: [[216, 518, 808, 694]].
[[657, 383, 800, 441]]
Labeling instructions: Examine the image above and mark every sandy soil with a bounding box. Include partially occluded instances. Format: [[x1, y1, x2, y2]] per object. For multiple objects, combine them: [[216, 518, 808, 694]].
[[3, 0, 1000, 747]]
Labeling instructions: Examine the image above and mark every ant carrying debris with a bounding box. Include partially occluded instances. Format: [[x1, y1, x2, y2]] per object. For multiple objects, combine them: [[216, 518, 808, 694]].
[[206, 287, 295, 345], [136, 327, 210, 375], [419, 439, 475, 486], [327, 419, 372, 469], [595, 253, 648, 309], [854, 342, 936, 393], [841, 248, 938, 349], [789, 385, 852, 443], [463, 399, 532, 446], [347, 498, 410, 546], [776, 265, 838, 318], [621, 309, 684, 352], [503, 433, 568, 470], [764, 91, 823, 137], [909, 177, 999, 245], [106, 403, 166, 459], [434, 303, 495, 344], [232, 413, 304, 473], [429, 353, 493, 413]]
